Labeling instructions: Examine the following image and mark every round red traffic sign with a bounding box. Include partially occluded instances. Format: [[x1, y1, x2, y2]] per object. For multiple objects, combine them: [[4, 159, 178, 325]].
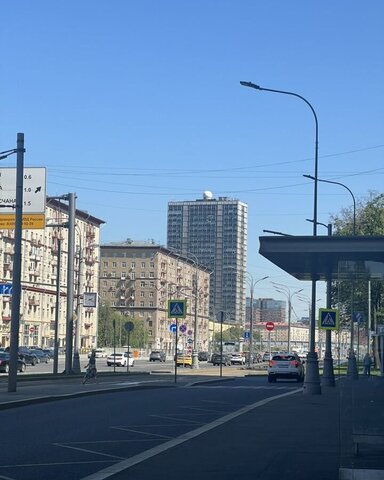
[[265, 322, 275, 332], [29, 326, 35, 334]]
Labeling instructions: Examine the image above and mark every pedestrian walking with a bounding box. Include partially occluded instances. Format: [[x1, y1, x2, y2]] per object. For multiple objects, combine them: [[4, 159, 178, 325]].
[[82, 349, 97, 384], [363, 352, 372, 376]]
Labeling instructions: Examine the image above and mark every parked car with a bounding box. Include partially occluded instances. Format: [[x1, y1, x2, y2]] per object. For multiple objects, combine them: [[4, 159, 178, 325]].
[[230, 353, 245, 365], [267, 352, 305, 383], [175, 354, 192, 367], [42, 348, 54, 359], [211, 353, 232, 366], [198, 351, 209, 361], [17, 348, 39, 366], [31, 349, 49, 364], [107, 352, 134, 367], [149, 350, 166, 362], [0, 352, 26, 373]]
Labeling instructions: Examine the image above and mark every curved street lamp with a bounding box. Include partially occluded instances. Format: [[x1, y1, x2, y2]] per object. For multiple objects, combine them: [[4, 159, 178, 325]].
[[240, 81, 321, 395], [303, 174, 356, 235]]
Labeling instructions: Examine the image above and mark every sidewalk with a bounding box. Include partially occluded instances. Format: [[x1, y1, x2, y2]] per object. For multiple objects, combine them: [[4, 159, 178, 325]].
[[0, 372, 383, 479]]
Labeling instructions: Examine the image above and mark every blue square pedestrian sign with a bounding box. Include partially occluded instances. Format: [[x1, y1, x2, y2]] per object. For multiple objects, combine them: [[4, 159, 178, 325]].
[[168, 299, 187, 319], [318, 308, 339, 330]]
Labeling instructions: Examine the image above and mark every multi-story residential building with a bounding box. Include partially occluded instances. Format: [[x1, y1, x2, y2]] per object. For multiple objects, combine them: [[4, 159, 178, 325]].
[[99, 241, 212, 353], [246, 297, 286, 325], [0, 198, 104, 349], [167, 192, 248, 325]]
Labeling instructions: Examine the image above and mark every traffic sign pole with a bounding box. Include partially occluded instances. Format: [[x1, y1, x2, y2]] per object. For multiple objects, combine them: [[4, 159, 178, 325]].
[[8, 133, 24, 393]]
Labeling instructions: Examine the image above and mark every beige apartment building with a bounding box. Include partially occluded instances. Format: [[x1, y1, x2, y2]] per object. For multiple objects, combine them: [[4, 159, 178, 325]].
[[0, 198, 104, 350], [99, 242, 212, 353]]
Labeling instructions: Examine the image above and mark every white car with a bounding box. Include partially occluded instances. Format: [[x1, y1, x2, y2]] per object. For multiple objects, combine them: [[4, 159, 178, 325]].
[[88, 348, 107, 358], [267, 352, 304, 383], [107, 352, 134, 367], [230, 353, 245, 365]]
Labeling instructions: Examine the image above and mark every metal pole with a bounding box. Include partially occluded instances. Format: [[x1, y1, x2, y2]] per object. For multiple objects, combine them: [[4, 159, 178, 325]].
[[368, 280, 371, 356], [220, 311, 223, 377], [72, 239, 83, 374], [288, 297, 291, 352], [240, 81, 321, 394], [249, 285, 254, 367], [53, 238, 61, 374], [174, 318, 178, 384], [127, 331, 130, 374], [64, 193, 76, 374], [192, 267, 199, 369], [322, 224, 335, 386], [8, 133, 24, 392], [113, 318, 116, 373]]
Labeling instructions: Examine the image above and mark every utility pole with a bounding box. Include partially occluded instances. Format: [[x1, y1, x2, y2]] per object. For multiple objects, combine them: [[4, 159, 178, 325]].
[[64, 192, 76, 374], [8, 133, 25, 392]]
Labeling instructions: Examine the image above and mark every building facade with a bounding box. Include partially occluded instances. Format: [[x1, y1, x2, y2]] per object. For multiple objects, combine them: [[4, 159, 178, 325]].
[[167, 192, 248, 325], [0, 198, 103, 349], [246, 297, 286, 325], [99, 242, 212, 353]]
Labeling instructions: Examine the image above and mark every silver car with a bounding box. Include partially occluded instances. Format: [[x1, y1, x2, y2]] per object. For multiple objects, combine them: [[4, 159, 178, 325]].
[[267, 353, 304, 383]]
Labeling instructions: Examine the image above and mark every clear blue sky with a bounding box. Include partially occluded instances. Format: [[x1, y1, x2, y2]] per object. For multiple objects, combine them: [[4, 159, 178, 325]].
[[2, 1, 383, 318]]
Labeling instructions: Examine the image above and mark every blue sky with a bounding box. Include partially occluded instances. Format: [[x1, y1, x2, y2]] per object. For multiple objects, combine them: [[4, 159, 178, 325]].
[[2, 1, 383, 318]]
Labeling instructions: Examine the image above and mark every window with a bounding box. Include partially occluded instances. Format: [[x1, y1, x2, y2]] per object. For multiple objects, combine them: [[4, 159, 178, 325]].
[[149, 272, 154, 278], [141, 272, 145, 278], [131, 262, 136, 268], [141, 262, 146, 268], [112, 262, 117, 268], [103, 261, 108, 267], [140, 301, 144, 307], [150, 262, 154, 268], [149, 292, 154, 298], [149, 302, 154, 307], [122, 262, 126, 268], [140, 292, 145, 297], [140, 281, 146, 287], [111, 272, 116, 278], [130, 272, 135, 280]]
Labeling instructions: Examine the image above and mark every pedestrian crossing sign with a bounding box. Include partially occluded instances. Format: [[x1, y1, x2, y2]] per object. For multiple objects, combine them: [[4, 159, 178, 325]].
[[168, 299, 187, 318], [318, 308, 339, 330]]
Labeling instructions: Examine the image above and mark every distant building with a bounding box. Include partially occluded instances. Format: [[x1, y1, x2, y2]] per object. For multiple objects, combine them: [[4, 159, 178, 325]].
[[99, 242, 211, 352], [167, 192, 248, 325], [246, 297, 286, 326]]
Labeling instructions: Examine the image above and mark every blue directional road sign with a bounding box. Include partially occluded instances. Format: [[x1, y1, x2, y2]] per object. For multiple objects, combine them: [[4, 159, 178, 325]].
[[0, 284, 12, 295], [244, 331, 250, 339], [169, 323, 177, 333], [353, 312, 365, 324], [168, 299, 187, 318], [318, 308, 339, 330]]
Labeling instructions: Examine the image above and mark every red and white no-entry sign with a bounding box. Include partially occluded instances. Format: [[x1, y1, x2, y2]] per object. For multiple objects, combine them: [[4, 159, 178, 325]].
[[29, 326, 35, 334], [265, 322, 275, 332]]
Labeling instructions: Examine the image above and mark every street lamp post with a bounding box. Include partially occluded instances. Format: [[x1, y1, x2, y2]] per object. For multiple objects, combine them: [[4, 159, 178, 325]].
[[273, 284, 303, 353], [304, 175, 358, 379], [241, 81, 321, 395], [247, 274, 269, 367]]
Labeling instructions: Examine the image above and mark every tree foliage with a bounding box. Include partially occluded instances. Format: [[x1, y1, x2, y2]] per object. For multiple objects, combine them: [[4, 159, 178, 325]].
[[97, 303, 148, 349]]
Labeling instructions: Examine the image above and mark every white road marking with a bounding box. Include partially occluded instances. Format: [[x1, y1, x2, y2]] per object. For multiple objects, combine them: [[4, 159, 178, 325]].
[[54, 443, 126, 460], [110, 427, 173, 439], [80, 388, 301, 480]]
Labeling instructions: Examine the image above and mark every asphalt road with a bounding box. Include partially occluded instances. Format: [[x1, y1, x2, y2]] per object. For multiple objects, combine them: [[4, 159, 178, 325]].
[[0, 376, 301, 480]]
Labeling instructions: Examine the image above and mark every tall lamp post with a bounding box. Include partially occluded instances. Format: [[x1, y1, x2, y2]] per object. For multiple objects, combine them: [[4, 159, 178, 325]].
[[304, 175, 358, 379], [241, 81, 321, 394], [272, 283, 303, 353], [247, 274, 269, 367]]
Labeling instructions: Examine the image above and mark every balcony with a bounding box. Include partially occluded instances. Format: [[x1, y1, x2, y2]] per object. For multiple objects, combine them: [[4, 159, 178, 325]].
[[28, 298, 40, 306]]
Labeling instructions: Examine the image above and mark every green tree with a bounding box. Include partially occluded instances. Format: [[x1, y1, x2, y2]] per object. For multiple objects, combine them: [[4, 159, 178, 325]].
[[97, 303, 149, 349]]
